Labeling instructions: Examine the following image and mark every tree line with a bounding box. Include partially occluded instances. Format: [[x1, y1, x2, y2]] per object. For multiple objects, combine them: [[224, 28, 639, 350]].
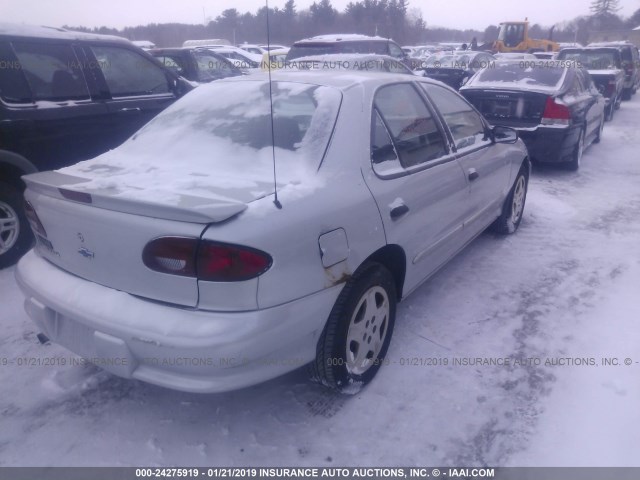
[[64, 0, 640, 48]]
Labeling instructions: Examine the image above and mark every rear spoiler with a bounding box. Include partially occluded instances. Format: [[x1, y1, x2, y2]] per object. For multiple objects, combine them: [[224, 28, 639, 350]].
[[23, 171, 248, 224]]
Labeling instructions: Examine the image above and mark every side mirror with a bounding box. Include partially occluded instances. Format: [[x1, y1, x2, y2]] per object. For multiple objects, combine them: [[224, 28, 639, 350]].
[[492, 125, 518, 144]]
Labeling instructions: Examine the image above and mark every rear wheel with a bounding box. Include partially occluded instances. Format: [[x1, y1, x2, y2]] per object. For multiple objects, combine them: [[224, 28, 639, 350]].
[[0, 182, 33, 269], [605, 102, 615, 121], [491, 163, 528, 234], [622, 88, 632, 101], [310, 262, 396, 393]]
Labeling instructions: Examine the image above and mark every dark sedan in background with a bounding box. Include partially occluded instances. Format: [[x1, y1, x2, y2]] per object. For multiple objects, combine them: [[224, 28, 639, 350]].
[[461, 61, 606, 170], [150, 47, 245, 83], [420, 51, 496, 90], [556, 47, 624, 121]]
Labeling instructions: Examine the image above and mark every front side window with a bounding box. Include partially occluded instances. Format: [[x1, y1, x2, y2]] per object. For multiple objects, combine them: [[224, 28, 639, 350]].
[[374, 83, 447, 168], [11, 41, 89, 101], [421, 83, 488, 151], [91, 46, 170, 97]]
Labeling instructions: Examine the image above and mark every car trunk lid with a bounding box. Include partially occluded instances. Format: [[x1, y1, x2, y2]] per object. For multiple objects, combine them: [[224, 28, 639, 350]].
[[23, 170, 258, 308], [462, 89, 550, 128]]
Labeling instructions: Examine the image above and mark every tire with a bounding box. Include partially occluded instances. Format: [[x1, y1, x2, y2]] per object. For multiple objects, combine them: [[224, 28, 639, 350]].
[[567, 129, 584, 171], [593, 114, 605, 144], [310, 262, 397, 393], [0, 182, 33, 269], [605, 103, 615, 122], [622, 88, 632, 101], [491, 163, 529, 234]]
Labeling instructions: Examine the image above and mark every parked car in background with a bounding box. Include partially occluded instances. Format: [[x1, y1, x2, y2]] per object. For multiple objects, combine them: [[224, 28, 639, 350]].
[[238, 43, 269, 55], [286, 34, 406, 62], [183, 39, 231, 48], [461, 61, 606, 170], [150, 47, 245, 83], [420, 51, 496, 90], [16, 71, 529, 394], [131, 40, 156, 50], [291, 54, 415, 75], [259, 44, 288, 51], [494, 52, 538, 61], [588, 41, 640, 99], [556, 47, 624, 120], [532, 51, 556, 60], [0, 23, 192, 268], [211, 46, 262, 69], [261, 48, 291, 71]]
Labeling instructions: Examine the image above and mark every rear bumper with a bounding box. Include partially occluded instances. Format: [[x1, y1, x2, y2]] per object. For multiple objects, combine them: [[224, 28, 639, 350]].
[[514, 125, 578, 164], [15, 250, 342, 393]]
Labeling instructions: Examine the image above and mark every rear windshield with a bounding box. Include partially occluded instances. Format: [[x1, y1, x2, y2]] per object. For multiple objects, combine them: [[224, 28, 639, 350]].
[[60, 81, 342, 193], [287, 41, 388, 60], [558, 50, 619, 69], [469, 62, 566, 90]]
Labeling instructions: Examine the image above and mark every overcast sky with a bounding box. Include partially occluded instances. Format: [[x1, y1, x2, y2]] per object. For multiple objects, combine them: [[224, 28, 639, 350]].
[[1, 0, 638, 31]]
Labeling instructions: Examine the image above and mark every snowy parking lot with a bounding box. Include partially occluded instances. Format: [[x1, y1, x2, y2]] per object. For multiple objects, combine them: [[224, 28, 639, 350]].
[[1, 96, 640, 467]]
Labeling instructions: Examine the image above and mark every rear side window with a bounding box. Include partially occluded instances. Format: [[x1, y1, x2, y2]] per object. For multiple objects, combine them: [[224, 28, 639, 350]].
[[421, 83, 488, 151], [388, 43, 404, 59], [155, 55, 186, 77], [0, 42, 31, 102], [91, 46, 170, 97], [11, 41, 89, 101], [374, 83, 447, 168]]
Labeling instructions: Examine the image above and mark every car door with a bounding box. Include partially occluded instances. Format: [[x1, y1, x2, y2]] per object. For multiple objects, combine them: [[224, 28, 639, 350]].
[[420, 82, 511, 238], [85, 44, 179, 146], [362, 82, 470, 295], [2, 40, 110, 171], [573, 69, 602, 143]]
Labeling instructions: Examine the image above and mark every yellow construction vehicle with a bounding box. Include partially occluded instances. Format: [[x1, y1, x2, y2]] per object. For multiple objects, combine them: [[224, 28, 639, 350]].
[[492, 20, 559, 53]]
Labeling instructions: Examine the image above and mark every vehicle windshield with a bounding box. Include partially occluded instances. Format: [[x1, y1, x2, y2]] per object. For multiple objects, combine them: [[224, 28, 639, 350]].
[[558, 50, 619, 70], [60, 81, 342, 195], [470, 62, 566, 89]]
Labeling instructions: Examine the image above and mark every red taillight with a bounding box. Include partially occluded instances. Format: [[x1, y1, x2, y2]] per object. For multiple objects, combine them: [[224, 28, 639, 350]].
[[24, 201, 47, 237], [541, 96, 571, 125], [143, 237, 198, 277], [197, 242, 272, 282], [143, 237, 272, 282]]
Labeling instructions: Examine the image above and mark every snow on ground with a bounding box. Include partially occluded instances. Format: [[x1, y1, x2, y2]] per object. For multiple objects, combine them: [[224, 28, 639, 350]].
[[1, 96, 640, 467]]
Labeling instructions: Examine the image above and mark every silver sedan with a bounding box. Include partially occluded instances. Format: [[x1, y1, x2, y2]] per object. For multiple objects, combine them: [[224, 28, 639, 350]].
[[16, 71, 530, 394]]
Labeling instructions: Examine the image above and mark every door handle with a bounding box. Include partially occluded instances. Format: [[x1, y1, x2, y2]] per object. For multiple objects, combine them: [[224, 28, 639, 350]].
[[390, 204, 409, 220], [117, 107, 141, 114], [468, 168, 479, 181]]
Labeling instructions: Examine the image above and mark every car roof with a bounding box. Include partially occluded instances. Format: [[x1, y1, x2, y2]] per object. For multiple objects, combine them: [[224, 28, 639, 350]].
[[588, 41, 635, 47], [0, 22, 131, 44], [294, 34, 391, 44], [561, 46, 621, 51]]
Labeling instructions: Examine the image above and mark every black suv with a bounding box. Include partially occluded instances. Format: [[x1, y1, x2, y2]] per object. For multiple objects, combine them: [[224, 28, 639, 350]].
[[149, 47, 245, 83], [589, 41, 640, 100], [0, 24, 192, 267]]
